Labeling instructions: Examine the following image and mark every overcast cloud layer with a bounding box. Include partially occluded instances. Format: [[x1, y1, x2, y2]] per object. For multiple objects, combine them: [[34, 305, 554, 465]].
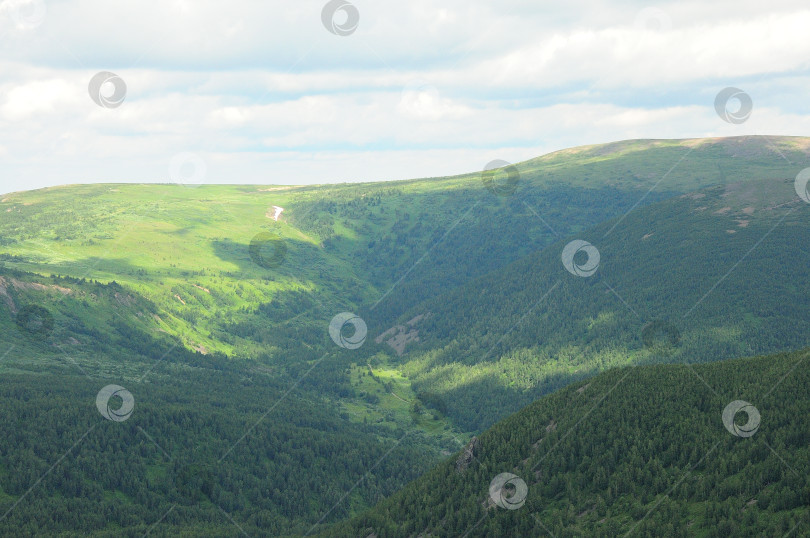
[[0, 0, 808, 193]]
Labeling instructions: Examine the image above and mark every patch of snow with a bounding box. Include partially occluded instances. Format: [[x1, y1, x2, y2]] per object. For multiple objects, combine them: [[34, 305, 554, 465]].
[[269, 206, 284, 221]]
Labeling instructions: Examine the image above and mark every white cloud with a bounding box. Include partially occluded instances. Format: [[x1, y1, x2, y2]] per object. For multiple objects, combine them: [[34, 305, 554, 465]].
[[0, 0, 809, 194], [0, 78, 77, 119]]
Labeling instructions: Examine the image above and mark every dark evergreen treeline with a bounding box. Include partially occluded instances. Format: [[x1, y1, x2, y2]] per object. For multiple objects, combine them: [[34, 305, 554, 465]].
[[0, 269, 439, 536], [0, 368, 435, 536], [328, 348, 810, 537]]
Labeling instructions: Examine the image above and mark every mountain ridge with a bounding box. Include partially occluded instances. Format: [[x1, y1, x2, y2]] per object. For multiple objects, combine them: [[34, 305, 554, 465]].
[[1, 135, 809, 535]]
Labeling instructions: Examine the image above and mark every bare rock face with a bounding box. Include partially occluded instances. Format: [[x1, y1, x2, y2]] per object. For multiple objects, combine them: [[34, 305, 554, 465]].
[[456, 436, 480, 473], [375, 313, 431, 355]]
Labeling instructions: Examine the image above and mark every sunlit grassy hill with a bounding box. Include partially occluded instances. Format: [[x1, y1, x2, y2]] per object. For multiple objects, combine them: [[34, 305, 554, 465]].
[[1, 136, 805, 368]]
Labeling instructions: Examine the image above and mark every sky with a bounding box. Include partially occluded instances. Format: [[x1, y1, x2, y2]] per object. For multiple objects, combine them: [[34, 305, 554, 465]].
[[0, 0, 809, 194]]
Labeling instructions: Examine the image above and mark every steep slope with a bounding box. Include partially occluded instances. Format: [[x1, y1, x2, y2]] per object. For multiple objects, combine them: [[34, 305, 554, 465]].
[[378, 173, 810, 431], [328, 348, 810, 537]]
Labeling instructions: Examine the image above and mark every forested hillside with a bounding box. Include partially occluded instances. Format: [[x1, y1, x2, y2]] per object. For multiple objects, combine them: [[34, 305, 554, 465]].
[[385, 174, 810, 431], [0, 267, 439, 536], [1, 136, 809, 535], [330, 348, 810, 537]]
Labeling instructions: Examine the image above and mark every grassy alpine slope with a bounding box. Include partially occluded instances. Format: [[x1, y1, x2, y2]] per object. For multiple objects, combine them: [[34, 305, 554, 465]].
[[329, 348, 810, 537], [0, 136, 804, 422], [0, 136, 808, 535], [0, 136, 805, 364]]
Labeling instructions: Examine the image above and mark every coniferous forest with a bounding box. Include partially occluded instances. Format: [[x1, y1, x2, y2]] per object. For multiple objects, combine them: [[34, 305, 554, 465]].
[[1, 136, 810, 535]]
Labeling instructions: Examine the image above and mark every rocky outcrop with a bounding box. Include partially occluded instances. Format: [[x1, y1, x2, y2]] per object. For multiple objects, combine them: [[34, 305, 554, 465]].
[[455, 436, 480, 473]]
